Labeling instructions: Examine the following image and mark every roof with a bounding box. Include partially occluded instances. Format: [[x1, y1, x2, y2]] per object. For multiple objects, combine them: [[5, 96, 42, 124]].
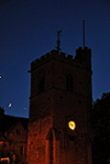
[[0, 114, 28, 133]]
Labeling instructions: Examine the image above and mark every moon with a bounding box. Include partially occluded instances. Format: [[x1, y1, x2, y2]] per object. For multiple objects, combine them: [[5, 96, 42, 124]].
[[8, 103, 12, 107]]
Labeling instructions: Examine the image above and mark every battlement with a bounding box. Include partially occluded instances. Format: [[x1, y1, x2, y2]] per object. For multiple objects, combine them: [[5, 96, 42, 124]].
[[31, 50, 74, 70], [75, 46, 91, 58], [31, 47, 91, 71]]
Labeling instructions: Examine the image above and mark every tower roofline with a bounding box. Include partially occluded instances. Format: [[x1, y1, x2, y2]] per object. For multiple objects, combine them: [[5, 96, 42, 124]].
[[30, 47, 91, 71]]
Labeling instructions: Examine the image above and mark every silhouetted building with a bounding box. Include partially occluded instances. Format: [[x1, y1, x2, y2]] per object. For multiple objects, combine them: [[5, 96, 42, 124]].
[[0, 108, 28, 164], [27, 47, 93, 164]]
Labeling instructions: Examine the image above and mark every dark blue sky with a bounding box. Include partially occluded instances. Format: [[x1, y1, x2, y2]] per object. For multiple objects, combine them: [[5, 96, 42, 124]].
[[0, 0, 110, 118]]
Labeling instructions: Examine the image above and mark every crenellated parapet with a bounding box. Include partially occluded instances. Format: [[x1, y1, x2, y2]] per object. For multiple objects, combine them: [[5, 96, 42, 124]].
[[75, 46, 91, 60], [31, 50, 73, 70], [31, 47, 91, 71], [75, 46, 92, 70]]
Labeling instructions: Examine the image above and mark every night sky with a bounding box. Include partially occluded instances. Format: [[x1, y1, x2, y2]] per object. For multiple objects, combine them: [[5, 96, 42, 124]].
[[0, 0, 110, 118]]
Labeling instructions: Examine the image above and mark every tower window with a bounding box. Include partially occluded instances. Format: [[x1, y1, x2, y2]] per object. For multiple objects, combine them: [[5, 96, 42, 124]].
[[66, 74, 73, 91], [20, 146, 24, 155], [39, 76, 45, 92]]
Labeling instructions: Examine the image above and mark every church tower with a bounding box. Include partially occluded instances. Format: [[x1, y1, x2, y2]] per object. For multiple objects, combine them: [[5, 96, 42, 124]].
[[27, 46, 92, 164]]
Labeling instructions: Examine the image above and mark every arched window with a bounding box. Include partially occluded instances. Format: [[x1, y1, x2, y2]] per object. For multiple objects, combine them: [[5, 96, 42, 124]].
[[39, 76, 45, 92], [66, 74, 73, 91]]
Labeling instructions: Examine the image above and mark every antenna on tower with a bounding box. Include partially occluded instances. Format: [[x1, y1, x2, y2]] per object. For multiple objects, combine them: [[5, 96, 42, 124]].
[[82, 20, 86, 48], [55, 30, 62, 53]]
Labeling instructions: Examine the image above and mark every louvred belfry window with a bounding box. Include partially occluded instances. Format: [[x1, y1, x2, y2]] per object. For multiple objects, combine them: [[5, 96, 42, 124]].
[[66, 74, 73, 91], [39, 76, 45, 92]]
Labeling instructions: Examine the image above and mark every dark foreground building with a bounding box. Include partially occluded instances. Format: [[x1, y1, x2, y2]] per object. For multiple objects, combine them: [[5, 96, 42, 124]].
[[0, 108, 28, 164], [0, 46, 93, 164]]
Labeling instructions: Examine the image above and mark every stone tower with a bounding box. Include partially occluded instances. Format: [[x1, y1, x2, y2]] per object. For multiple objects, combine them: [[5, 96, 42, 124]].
[[27, 47, 92, 164]]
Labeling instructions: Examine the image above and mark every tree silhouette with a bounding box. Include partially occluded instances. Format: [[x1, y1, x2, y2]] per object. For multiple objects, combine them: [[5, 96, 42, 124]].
[[90, 92, 110, 164]]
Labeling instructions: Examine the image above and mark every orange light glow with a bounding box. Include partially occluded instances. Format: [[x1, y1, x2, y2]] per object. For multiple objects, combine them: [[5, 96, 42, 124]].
[[0, 141, 4, 145]]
